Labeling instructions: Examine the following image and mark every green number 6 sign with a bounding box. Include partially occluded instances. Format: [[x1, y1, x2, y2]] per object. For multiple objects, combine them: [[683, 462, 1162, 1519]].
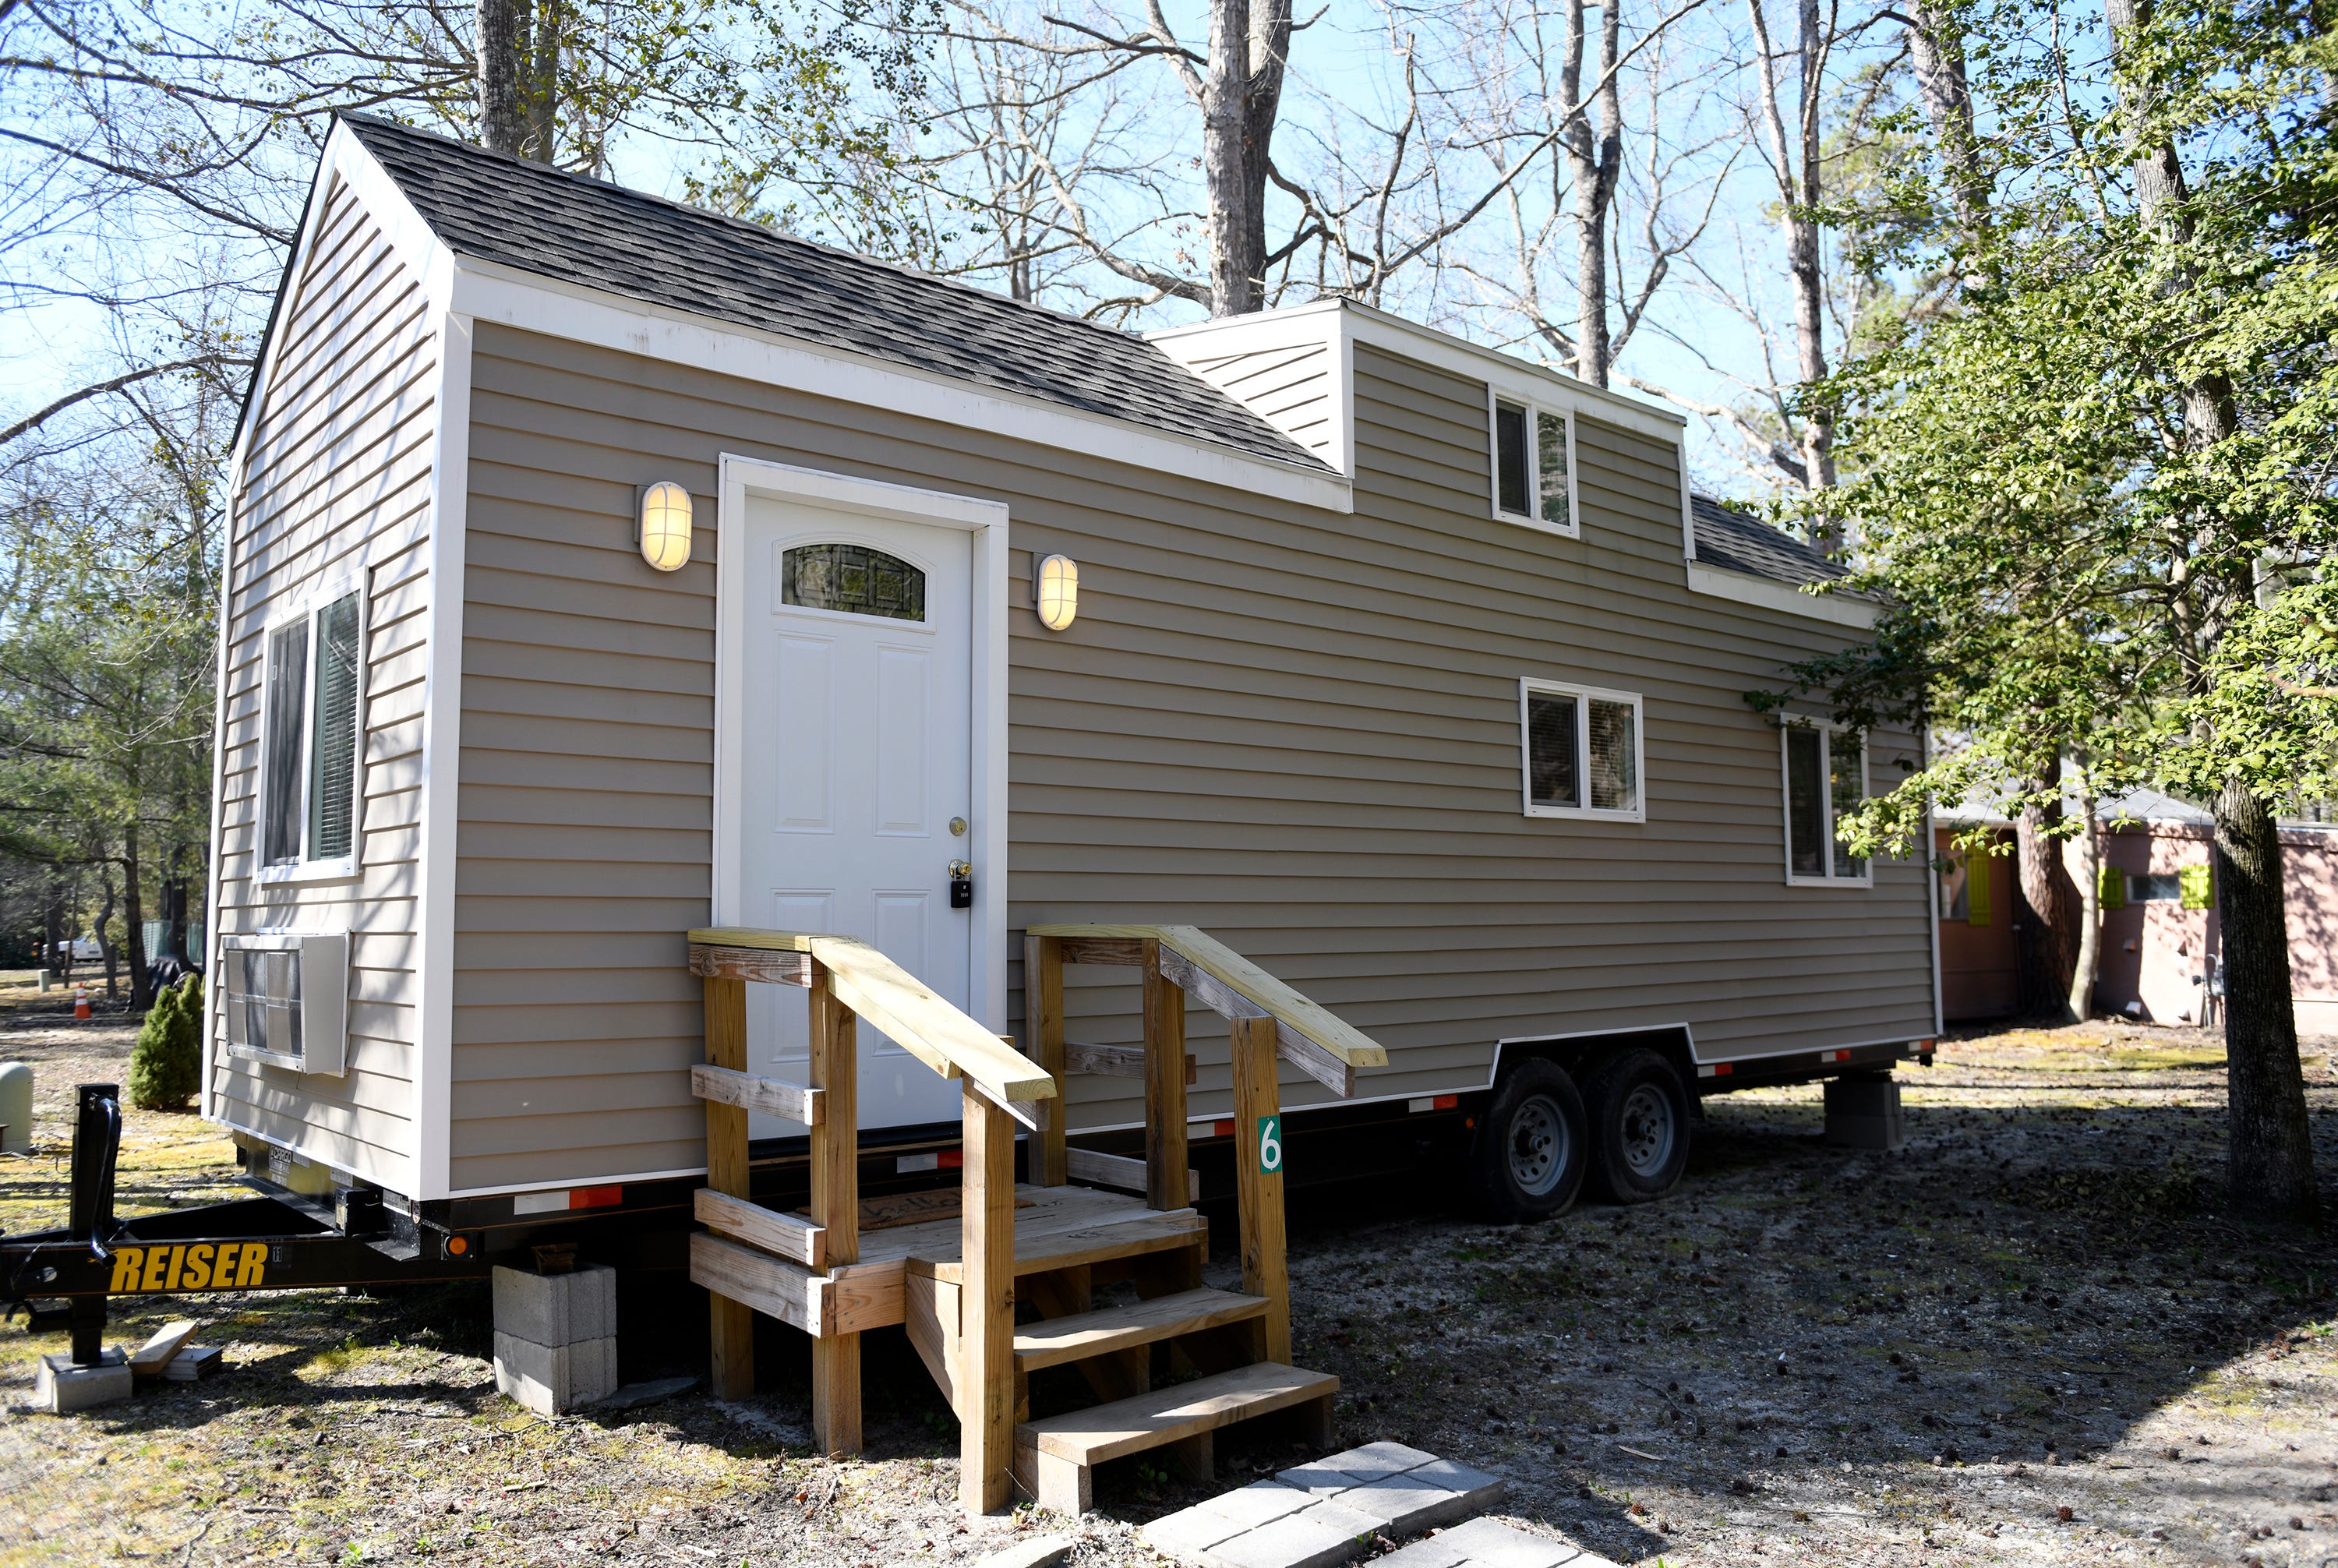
[[1256, 1114, 1283, 1174]]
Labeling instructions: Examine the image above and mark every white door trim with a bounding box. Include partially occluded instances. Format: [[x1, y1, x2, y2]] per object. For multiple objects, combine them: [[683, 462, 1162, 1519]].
[[715, 455, 1012, 1037]]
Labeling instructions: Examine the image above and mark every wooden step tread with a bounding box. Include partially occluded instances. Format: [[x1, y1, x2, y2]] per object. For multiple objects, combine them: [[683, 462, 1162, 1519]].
[[1017, 1361, 1338, 1467], [1014, 1288, 1269, 1372]]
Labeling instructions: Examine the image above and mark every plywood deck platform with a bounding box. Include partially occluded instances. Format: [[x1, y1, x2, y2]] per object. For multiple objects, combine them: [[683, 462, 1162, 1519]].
[[833, 1182, 1208, 1294]]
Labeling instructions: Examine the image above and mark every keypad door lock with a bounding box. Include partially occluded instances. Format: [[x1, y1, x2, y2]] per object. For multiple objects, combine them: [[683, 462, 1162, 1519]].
[[948, 860, 973, 909]]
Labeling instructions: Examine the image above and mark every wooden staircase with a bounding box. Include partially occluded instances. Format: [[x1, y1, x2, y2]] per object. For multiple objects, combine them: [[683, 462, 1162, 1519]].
[[683, 923, 1385, 1518]]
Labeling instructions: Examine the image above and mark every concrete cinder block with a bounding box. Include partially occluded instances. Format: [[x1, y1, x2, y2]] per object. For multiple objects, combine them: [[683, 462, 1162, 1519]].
[[1314, 1441, 1439, 1481], [1207, 1507, 1377, 1568], [1416, 1517, 1588, 1568], [1330, 1474, 1483, 1535], [1195, 1481, 1317, 1531], [493, 1330, 617, 1415], [1824, 1077, 1905, 1151], [492, 1262, 616, 1347], [34, 1350, 132, 1413], [1142, 1503, 1248, 1563]]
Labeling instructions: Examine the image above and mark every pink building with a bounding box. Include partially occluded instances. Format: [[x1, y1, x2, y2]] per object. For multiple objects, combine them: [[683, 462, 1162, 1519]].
[[1936, 793, 2338, 1036]]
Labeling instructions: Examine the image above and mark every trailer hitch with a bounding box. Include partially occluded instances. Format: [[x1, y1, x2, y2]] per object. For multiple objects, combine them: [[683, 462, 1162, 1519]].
[[2, 1084, 124, 1361], [63, 1083, 122, 1363]]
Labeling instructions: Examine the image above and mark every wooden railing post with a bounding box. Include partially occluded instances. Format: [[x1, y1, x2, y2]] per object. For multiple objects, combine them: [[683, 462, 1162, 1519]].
[[704, 974, 755, 1400], [1140, 938, 1188, 1213], [1026, 934, 1068, 1186], [1230, 1015, 1290, 1365], [960, 1079, 1015, 1514], [809, 962, 861, 1454]]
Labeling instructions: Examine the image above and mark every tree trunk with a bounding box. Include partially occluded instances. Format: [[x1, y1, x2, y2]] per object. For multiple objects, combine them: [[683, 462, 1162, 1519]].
[[1902, 2, 1984, 243], [1786, 0, 1835, 494], [524, 0, 561, 163], [2213, 779, 2320, 1223], [476, 0, 528, 155], [1743, 0, 1836, 504], [97, 867, 118, 1002], [1559, 0, 1622, 385], [1203, 0, 1291, 316], [2013, 761, 2078, 1021], [43, 868, 64, 981], [2066, 786, 2101, 1022], [123, 822, 152, 1012]]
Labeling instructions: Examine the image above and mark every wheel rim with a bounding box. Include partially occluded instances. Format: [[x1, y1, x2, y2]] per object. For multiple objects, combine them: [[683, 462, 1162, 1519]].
[[1507, 1094, 1570, 1196], [1618, 1084, 1676, 1176]]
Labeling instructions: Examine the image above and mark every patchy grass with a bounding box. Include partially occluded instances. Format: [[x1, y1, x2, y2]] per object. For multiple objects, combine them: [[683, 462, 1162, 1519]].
[[3, 1002, 2335, 1566]]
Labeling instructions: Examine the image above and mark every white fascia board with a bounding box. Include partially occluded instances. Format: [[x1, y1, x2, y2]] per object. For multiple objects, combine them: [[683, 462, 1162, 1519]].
[[231, 124, 457, 487], [1330, 300, 1688, 445], [1686, 560, 1881, 630], [445, 257, 1352, 514]]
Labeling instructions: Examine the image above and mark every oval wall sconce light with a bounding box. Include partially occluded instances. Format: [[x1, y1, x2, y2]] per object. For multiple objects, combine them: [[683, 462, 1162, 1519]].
[[637, 482, 694, 572], [1033, 553, 1079, 631]]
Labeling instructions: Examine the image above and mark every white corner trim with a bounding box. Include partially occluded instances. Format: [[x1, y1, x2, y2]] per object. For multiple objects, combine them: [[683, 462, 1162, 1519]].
[[713, 455, 1013, 1035], [411, 309, 475, 1202], [1679, 448, 1697, 562], [1687, 561, 1881, 629], [446, 258, 1351, 515]]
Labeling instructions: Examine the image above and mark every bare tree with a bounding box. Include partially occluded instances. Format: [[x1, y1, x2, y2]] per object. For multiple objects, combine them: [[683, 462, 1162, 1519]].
[[1431, 0, 1736, 389]]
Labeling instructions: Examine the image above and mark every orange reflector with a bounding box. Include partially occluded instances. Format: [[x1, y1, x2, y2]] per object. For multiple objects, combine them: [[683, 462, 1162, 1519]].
[[447, 1234, 470, 1255], [1431, 1093, 1458, 1111], [570, 1185, 623, 1210], [938, 1149, 963, 1170], [1213, 1120, 1234, 1138]]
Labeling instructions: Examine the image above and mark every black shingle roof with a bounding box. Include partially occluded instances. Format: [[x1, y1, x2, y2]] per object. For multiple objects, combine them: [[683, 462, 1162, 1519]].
[[1690, 493, 1862, 592], [341, 115, 1326, 471]]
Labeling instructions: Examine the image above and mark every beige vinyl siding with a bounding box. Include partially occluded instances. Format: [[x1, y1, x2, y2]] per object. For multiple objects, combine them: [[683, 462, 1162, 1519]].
[[208, 174, 438, 1191], [448, 320, 1931, 1188], [1168, 338, 1338, 464]]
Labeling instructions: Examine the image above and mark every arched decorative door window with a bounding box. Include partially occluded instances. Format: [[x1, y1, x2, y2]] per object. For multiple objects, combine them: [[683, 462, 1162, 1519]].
[[782, 542, 927, 622]]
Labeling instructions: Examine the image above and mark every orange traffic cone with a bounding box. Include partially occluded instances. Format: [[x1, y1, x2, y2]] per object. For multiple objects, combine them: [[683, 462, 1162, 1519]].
[[72, 987, 90, 1021]]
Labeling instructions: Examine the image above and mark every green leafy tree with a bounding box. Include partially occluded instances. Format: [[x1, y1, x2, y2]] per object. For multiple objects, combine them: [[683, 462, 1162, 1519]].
[[1768, 0, 2335, 1222]]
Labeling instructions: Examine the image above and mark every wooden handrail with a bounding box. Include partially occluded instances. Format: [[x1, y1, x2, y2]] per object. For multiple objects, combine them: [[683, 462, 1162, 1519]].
[[1026, 923, 1388, 1095], [688, 927, 1057, 1110]]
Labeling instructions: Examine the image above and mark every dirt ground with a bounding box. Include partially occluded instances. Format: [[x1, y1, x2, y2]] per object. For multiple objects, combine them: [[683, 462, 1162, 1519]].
[[4, 966, 2336, 1568]]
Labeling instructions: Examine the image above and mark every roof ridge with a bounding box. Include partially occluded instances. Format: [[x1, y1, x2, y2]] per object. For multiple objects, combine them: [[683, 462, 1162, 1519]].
[[335, 111, 1165, 351]]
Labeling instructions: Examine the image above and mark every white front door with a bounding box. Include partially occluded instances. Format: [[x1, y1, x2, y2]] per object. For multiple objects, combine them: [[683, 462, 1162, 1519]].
[[739, 495, 973, 1135]]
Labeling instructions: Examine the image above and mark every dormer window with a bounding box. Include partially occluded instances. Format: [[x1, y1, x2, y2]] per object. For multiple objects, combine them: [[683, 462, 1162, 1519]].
[[1490, 395, 1577, 536]]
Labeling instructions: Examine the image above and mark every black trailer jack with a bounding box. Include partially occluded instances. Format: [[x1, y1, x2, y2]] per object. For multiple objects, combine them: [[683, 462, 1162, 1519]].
[[2, 1083, 493, 1364]]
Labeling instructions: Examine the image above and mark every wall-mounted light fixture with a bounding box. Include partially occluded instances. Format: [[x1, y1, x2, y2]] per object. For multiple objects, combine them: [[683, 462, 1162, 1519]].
[[637, 482, 694, 572], [1033, 553, 1079, 631]]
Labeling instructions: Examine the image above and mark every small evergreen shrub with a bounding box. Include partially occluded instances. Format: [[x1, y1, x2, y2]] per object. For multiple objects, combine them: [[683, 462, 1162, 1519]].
[[129, 973, 203, 1111]]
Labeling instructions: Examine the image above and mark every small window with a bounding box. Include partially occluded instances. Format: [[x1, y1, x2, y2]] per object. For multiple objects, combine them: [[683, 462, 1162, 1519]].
[[261, 587, 364, 879], [783, 542, 927, 621], [1491, 394, 1578, 535], [2128, 871, 2182, 902], [1783, 723, 1868, 885], [1522, 679, 1643, 821]]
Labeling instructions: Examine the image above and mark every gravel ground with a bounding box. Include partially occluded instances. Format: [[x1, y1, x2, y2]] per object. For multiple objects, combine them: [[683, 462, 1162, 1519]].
[[3, 969, 2335, 1568]]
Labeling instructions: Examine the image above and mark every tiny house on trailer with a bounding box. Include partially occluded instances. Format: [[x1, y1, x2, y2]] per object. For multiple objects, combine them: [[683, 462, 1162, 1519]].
[[200, 114, 1938, 1479]]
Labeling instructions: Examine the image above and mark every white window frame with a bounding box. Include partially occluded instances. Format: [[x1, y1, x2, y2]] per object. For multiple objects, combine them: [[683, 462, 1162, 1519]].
[[1519, 677, 1647, 823], [1487, 390, 1580, 538], [256, 574, 368, 886], [1780, 719, 1872, 888]]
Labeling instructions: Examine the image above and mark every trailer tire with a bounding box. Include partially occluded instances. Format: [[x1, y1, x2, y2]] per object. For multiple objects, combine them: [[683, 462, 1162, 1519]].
[[1583, 1048, 1690, 1203], [1470, 1060, 1588, 1222]]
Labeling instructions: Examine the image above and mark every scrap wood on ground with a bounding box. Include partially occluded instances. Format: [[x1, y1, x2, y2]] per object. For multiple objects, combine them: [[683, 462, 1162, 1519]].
[[2, 968, 2333, 1566]]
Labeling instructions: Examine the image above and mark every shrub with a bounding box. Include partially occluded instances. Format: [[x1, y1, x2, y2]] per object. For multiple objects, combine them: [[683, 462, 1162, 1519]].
[[129, 973, 204, 1111]]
